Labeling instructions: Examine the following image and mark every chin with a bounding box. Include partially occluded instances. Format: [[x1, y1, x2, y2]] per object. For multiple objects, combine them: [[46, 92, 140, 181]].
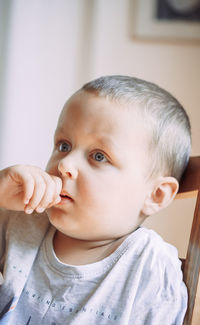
[[46, 207, 79, 236], [46, 206, 68, 227]]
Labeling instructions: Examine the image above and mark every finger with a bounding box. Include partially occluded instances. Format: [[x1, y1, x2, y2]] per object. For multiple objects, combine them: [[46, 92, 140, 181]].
[[47, 176, 62, 208], [9, 166, 35, 205], [36, 176, 62, 212], [22, 173, 35, 205], [52, 175, 62, 199], [36, 175, 62, 212], [48, 176, 63, 207], [47, 195, 61, 209], [25, 175, 46, 214], [35, 175, 56, 213]]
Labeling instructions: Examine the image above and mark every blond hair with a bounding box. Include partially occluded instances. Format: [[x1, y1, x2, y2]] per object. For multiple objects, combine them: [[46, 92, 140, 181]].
[[82, 75, 191, 181]]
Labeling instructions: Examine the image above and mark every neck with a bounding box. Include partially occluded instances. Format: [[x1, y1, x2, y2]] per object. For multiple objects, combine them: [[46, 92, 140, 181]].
[[53, 230, 127, 265]]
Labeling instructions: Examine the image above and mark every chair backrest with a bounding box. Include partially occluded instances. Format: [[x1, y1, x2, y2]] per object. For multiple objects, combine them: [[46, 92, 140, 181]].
[[176, 156, 200, 325]]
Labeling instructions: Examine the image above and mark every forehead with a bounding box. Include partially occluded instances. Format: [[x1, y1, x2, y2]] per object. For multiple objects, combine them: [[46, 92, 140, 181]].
[[58, 91, 139, 129], [58, 92, 118, 132], [56, 91, 148, 149]]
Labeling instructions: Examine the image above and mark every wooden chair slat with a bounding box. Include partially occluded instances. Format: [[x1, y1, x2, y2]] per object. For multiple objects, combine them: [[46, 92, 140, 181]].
[[183, 191, 200, 325], [178, 157, 200, 193], [175, 156, 200, 325]]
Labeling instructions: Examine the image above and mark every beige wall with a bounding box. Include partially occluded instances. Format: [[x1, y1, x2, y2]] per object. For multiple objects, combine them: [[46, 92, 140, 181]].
[[0, 0, 199, 256]]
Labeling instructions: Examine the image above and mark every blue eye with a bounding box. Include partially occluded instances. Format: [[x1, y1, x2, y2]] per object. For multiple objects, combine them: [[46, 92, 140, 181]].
[[92, 152, 107, 162], [58, 142, 71, 152]]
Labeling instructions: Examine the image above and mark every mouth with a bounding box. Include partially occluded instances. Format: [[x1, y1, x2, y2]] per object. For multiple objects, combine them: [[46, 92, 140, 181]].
[[55, 194, 73, 207], [59, 191, 74, 204], [60, 194, 73, 201]]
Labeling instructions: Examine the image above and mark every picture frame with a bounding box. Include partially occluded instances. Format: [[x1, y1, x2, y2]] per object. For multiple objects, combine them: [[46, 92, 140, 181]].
[[133, 0, 200, 42]]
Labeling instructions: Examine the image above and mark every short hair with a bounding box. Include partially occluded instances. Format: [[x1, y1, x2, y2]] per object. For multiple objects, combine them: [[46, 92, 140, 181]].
[[81, 75, 191, 181]]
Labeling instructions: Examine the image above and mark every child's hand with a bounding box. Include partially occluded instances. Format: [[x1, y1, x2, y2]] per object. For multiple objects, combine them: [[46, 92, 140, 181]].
[[0, 165, 62, 214]]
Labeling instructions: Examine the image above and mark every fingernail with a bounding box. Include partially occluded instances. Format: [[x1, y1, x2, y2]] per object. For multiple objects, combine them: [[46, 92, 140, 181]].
[[24, 200, 29, 205], [25, 207, 33, 214]]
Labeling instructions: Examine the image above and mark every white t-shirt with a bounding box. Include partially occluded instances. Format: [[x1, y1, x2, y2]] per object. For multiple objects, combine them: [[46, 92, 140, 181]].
[[0, 210, 187, 324]]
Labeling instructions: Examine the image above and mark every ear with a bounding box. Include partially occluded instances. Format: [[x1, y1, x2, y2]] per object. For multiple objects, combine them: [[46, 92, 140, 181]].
[[142, 177, 179, 216]]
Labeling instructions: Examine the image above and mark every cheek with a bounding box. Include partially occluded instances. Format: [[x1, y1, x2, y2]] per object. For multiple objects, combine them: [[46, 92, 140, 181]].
[[78, 173, 127, 213], [78, 173, 111, 207]]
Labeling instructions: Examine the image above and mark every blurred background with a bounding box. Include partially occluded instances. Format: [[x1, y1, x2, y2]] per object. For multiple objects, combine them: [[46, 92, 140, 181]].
[[0, 0, 199, 257]]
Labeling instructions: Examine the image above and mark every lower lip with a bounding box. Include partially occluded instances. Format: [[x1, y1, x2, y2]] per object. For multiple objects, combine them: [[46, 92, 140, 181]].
[[56, 196, 73, 206]]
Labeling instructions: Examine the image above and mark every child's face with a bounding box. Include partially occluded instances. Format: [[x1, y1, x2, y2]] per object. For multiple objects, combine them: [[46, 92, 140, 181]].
[[46, 91, 152, 241]]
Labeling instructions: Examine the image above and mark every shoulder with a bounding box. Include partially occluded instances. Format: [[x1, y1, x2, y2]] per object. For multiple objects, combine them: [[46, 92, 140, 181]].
[[126, 227, 180, 265], [124, 228, 187, 323], [139, 227, 181, 270], [124, 227, 186, 298], [121, 227, 185, 291]]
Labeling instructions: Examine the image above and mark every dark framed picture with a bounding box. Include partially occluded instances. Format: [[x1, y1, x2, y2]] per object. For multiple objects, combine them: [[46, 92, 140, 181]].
[[133, 0, 200, 42]]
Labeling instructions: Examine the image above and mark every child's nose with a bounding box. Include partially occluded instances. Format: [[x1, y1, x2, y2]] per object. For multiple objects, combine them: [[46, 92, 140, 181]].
[[58, 156, 78, 179]]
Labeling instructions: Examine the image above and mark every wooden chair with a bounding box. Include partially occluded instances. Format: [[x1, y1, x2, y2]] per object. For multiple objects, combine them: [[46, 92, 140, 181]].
[[176, 156, 200, 325]]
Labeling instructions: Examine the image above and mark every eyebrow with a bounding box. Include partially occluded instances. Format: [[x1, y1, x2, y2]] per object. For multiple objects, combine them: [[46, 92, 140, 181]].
[[92, 136, 117, 151], [54, 127, 67, 140], [55, 126, 65, 135], [55, 127, 118, 151]]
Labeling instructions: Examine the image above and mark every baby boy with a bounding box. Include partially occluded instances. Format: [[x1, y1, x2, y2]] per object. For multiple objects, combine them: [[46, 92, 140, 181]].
[[0, 75, 191, 324]]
